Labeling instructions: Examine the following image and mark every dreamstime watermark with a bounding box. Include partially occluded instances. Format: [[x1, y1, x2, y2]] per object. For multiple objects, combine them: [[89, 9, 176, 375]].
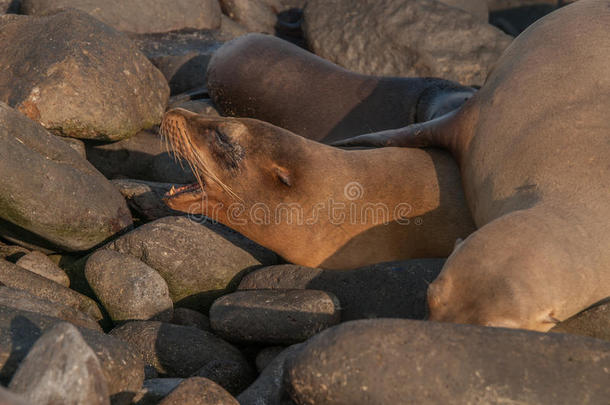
[[186, 181, 423, 226]]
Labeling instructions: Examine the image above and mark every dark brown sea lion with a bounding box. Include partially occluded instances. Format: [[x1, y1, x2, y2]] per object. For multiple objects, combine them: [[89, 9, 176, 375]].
[[206, 33, 476, 144], [335, 0, 610, 331], [160, 108, 475, 269]]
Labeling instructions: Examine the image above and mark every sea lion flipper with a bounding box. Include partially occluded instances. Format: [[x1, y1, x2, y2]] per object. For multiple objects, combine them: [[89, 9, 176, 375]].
[[331, 123, 429, 148]]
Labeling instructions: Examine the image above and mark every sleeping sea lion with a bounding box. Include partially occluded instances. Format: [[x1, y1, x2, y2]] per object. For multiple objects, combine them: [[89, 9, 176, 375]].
[[206, 33, 476, 143], [334, 0, 610, 331], [160, 108, 475, 269]]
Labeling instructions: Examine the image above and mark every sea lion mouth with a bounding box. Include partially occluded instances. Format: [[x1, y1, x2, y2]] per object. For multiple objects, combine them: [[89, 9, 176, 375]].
[[165, 182, 203, 199]]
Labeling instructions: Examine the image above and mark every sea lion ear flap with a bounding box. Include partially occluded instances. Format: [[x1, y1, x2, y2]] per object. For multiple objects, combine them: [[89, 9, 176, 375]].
[[274, 165, 292, 187]]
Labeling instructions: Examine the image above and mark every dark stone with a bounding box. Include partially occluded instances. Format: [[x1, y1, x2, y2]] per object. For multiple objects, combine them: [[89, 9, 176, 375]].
[[0, 10, 169, 141], [286, 319, 610, 404], [238, 260, 445, 321], [20, 0, 222, 34], [132, 378, 182, 405], [85, 250, 173, 323], [158, 377, 239, 405], [303, 0, 512, 86], [0, 287, 101, 331], [9, 322, 110, 405], [551, 298, 610, 342], [0, 307, 144, 404], [210, 289, 340, 344], [255, 346, 285, 373], [106, 216, 277, 313], [193, 359, 255, 396], [111, 179, 182, 222], [0, 259, 103, 321], [85, 129, 195, 184], [171, 307, 211, 331], [237, 344, 303, 405], [0, 103, 132, 252], [109, 321, 251, 378]]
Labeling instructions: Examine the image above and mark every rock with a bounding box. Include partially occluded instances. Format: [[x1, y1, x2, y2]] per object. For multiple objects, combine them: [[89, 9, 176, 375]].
[[210, 290, 340, 344], [0, 10, 169, 141], [158, 377, 239, 405], [0, 287, 101, 331], [0, 0, 20, 13], [255, 346, 285, 373], [111, 179, 181, 221], [16, 251, 70, 287], [109, 321, 250, 378], [237, 344, 303, 405], [0, 307, 144, 404], [85, 130, 195, 184], [132, 379, 183, 405], [220, 14, 249, 39], [85, 250, 174, 323], [0, 386, 31, 405], [58, 136, 87, 158], [0, 103, 132, 251], [303, 0, 512, 86], [106, 216, 277, 312], [440, 0, 488, 20], [0, 259, 103, 321], [551, 299, 610, 342], [0, 241, 29, 261], [220, 0, 280, 34], [286, 319, 610, 404], [193, 360, 255, 396], [168, 99, 220, 116], [238, 260, 444, 321], [129, 30, 224, 96], [9, 322, 110, 405], [20, 0, 222, 34], [171, 307, 211, 331]]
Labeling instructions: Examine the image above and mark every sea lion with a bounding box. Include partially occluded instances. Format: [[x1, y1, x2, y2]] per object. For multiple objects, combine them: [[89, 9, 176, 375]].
[[206, 34, 476, 144], [160, 108, 475, 269], [334, 0, 610, 331]]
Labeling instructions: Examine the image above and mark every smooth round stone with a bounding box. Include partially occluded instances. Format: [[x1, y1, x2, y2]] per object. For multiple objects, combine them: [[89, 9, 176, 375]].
[[171, 307, 211, 332], [85, 250, 173, 323], [0, 287, 101, 331], [255, 346, 286, 373], [210, 289, 341, 344], [16, 251, 70, 287], [238, 260, 444, 321], [109, 321, 250, 378], [0, 307, 144, 404], [286, 319, 610, 404], [192, 360, 255, 396], [9, 322, 110, 405], [158, 377, 238, 405]]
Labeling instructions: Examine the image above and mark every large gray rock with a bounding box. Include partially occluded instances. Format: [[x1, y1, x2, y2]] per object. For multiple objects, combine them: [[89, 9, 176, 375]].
[[286, 319, 610, 404], [552, 298, 610, 342], [0, 10, 169, 141], [0, 259, 103, 321], [106, 216, 277, 312], [0, 103, 132, 251], [9, 322, 110, 405], [238, 260, 444, 321], [85, 130, 195, 184], [158, 377, 239, 405], [210, 290, 341, 344], [85, 250, 174, 323], [303, 0, 512, 86], [0, 307, 145, 404], [0, 287, 101, 331], [109, 321, 250, 378], [20, 0, 222, 34]]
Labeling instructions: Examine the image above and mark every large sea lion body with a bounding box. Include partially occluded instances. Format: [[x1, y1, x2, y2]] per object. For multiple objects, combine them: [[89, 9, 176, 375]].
[[337, 0, 610, 331], [206, 34, 476, 143], [160, 109, 475, 269]]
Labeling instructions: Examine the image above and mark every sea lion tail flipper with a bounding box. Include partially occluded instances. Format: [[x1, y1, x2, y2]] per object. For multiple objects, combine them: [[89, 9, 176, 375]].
[[331, 109, 460, 150]]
